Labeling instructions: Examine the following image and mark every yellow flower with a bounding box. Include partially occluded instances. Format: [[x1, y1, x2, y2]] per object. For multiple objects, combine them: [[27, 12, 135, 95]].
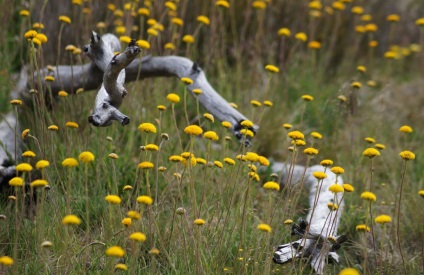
[[265, 64, 279, 73], [263, 181, 280, 191], [332, 1, 345, 11], [65, 121, 78, 128], [364, 137, 375, 143], [313, 171, 327, 179], [44, 75, 55, 82], [192, 89, 202, 95], [16, 163, 33, 172], [115, 26, 126, 35], [284, 219, 293, 225], [375, 215, 392, 224], [127, 210, 141, 220], [182, 35, 195, 44], [351, 81, 361, 89], [194, 218, 206, 226], [165, 1, 177, 11], [169, 155, 183, 162], [216, 0, 230, 8], [147, 28, 158, 36], [19, 9, 30, 16], [387, 14, 400, 22], [137, 195, 153, 205], [339, 267, 360, 275], [399, 125, 413, 133], [361, 191, 377, 202], [171, 18, 184, 26], [245, 152, 259, 162], [399, 150, 415, 160], [149, 248, 160, 255], [295, 32, 307, 42], [181, 77, 193, 85], [330, 166, 344, 175], [367, 80, 377, 87], [418, 190, 424, 198], [282, 123, 292, 129], [294, 139, 306, 146], [224, 158, 235, 165], [119, 36, 131, 44], [22, 150, 36, 158], [240, 129, 254, 137], [308, 41, 321, 49], [157, 105, 167, 111], [203, 113, 214, 123], [121, 218, 132, 227], [278, 28, 291, 37], [357, 65, 366, 73], [264, 100, 273, 107], [328, 184, 344, 193], [115, 264, 128, 271], [10, 99, 23, 105], [108, 153, 119, 159], [308, 1, 322, 10], [304, 147, 318, 155], [375, 143, 385, 150], [250, 100, 262, 107], [138, 161, 154, 169], [258, 156, 270, 166], [59, 15, 71, 24], [58, 90, 68, 97], [105, 246, 125, 257], [30, 179, 48, 188], [364, 23, 377, 32], [320, 159, 333, 167], [9, 177, 24, 187], [288, 130, 304, 140], [79, 151, 95, 163], [138, 8, 150, 16], [62, 158, 78, 167], [221, 121, 232, 128], [252, 0, 266, 9], [257, 223, 271, 233], [24, 30, 38, 39], [0, 256, 14, 266], [167, 93, 180, 103], [213, 161, 223, 168], [204, 131, 219, 141], [416, 18, 424, 26], [240, 120, 254, 128], [327, 203, 338, 211], [362, 148, 380, 158], [197, 15, 210, 25], [123, 185, 132, 191], [138, 123, 157, 133], [343, 184, 354, 192], [249, 172, 260, 181], [62, 214, 81, 225], [351, 6, 364, 15], [356, 224, 370, 232], [229, 102, 238, 108], [105, 195, 122, 204], [310, 132, 322, 139], [196, 158, 206, 165], [184, 125, 203, 136], [129, 232, 146, 242]]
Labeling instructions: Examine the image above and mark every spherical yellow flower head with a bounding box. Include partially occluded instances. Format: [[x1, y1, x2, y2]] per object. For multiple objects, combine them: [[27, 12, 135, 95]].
[[284, 219, 293, 225], [356, 224, 370, 232], [252, 0, 266, 9], [147, 28, 158, 36], [163, 43, 176, 51], [213, 161, 223, 168], [332, 1, 345, 11], [263, 181, 280, 191], [115, 26, 126, 35], [319, 159, 333, 167], [282, 123, 292, 130], [374, 143, 385, 150], [166, 93, 180, 104], [416, 18, 424, 26], [239, 129, 254, 137], [62, 158, 78, 167], [79, 151, 95, 163], [0, 256, 14, 266], [418, 190, 424, 198], [138, 161, 154, 169], [265, 64, 279, 73], [127, 210, 141, 220], [313, 171, 327, 179], [169, 155, 183, 162], [303, 147, 318, 155], [250, 100, 262, 107], [263, 100, 273, 107], [258, 156, 270, 166], [115, 264, 128, 271], [364, 23, 377, 33], [343, 183, 354, 192], [384, 51, 396, 59], [203, 113, 214, 123], [136, 39, 150, 49], [156, 105, 167, 111], [203, 131, 219, 141], [293, 140, 305, 146], [106, 246, 125, 257], [184, 125, 203, 136], [16, 163, 33, 172], [196, 15, 210, 25], [105, 195, 122, 204], [44, 75, 55, 82], [387, 14, 400, 22], [366, 80, 377, 87], [216, 0, 230, 8], [24, 30, 38, 40], [308, 1, 322, 10], [190, 218, 206, 226], [10, 99, 23, 106], [180, 77, 193, 85], [58, 90, 68, 97], [129, 232, 147, 242], [351, 81, 362, 89], [220, 121, 232, 129], [278, 28, 291, 37], [360, 191, 377, 202], [364, 137, 375, 143], [288, 130, 304, 140], [245, 152, 260, 162], [20, 9, 30, 16], [59, 15, 71, 24], [399, 150, 415, 160], [399, 125, 413, 133], [223, 157, 235, 165], [339, 267, 360, 275], [171, 17, 184, 26], [65, 121, 78, 128], [62, 214, 81, 225], [257, 223, 271, 233], [30, 179, 48, 188], [310, 132, 322, 139], [329, 184, 344, 193], [121, 217, 132, 227], [308, 41, 321, 49], [362, 148, 381, 159], [375, 215, 392, 224], [195, 158, 206, 165], [107, 3, 116, 11], [165, 1, 177, 11], [138, 122, 157, 133], [123, 185, 132, 191], [330, 166, 344, 175], [137, 195, 153, 205], [249, 172, 260, 182], [182, 35, 195, 44], [248, 164, 257, 172], [356, 65, 366, 73], [351, 6, 364, 15], [22, 150, 36, 158], [149, 248, 160, 255], [138, 8, 150, 16], [295, 32, 307, 42], [9, 177, 24, 187], [338, 95, 347, 102], [327, 203, 338, 211]]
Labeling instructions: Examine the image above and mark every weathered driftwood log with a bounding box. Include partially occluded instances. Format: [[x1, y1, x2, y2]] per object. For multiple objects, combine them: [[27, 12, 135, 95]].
[[272, 163, 346, 274]]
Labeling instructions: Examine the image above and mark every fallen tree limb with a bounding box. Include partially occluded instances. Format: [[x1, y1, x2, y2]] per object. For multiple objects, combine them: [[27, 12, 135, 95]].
[[272, 163, 346, 274]]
